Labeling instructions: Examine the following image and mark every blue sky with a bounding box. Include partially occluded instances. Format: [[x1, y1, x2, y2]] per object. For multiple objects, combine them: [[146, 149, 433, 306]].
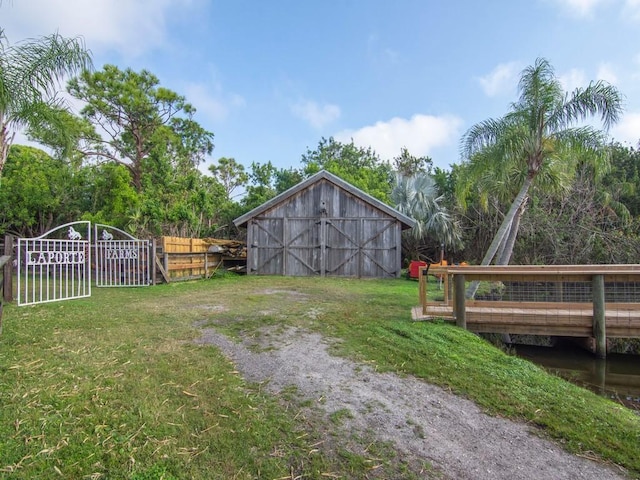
[[4, 0, 640, 173]]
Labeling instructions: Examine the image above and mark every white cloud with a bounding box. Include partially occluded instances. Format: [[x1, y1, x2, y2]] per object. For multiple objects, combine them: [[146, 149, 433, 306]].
[[291, 100, 341, 129], [561, 64, 619, 92], [612, 112, 640, 146], [334, 114, 463, 162], [477, 62, 521, 97], [1, 0, 197, 58], [596, 63, 618, 85], [184, 83, 246, 123], [549, 0, 640, 19], [559, 68, 587, 92], [547, 0, 608, 17]]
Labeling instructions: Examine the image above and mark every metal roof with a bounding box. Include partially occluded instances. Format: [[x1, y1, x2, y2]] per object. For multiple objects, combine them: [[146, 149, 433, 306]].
[[233, 169, 416, 229]]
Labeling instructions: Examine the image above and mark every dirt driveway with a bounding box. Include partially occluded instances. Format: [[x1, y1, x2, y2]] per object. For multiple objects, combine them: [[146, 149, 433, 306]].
[[196, 326, 628, 479]]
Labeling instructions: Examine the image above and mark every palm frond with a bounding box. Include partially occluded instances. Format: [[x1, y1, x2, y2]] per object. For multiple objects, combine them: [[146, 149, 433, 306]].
[[1, 32, 91, 131], [558, 80, 623, 131], [392, 172, 462, 247], [460, 117, 509, 158]]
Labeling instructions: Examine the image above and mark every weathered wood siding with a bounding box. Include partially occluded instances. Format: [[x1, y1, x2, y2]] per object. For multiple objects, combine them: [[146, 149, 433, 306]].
[[247, 179, 402, 278]]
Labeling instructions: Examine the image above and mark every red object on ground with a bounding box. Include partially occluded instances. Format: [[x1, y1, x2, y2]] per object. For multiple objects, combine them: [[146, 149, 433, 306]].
[[408, 261, 427, 279]]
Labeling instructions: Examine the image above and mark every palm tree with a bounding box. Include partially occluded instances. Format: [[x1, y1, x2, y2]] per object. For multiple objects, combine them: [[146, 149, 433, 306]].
[[392, 172, 462, 260], [459, 58, 622, 276], [0, 29, 92, 176]]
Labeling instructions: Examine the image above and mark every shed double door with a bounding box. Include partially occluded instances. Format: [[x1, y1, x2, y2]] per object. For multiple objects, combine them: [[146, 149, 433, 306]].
[[248, 217, 399, 277]]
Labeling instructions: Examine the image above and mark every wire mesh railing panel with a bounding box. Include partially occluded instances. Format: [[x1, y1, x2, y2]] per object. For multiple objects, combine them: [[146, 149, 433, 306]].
[[500, 281, 592, 303], [475, 280, 640, 304], [605, 282, 640, 303]]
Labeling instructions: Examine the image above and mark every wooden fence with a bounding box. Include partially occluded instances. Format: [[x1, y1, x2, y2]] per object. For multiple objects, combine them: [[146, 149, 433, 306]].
[[155, 236, 246, 282]]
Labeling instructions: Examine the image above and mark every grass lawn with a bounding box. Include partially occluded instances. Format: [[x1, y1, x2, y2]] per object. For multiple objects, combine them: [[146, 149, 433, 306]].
[[1, 274, 639, 479]]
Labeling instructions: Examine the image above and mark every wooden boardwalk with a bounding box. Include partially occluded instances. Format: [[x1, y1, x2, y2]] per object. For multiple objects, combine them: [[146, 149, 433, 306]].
[[412, 303, 640, 337], [413, 265, 640, 357]]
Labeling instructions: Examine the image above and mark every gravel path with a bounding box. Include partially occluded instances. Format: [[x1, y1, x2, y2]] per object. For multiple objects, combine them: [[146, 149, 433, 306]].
[[195, 326, 627, 479]]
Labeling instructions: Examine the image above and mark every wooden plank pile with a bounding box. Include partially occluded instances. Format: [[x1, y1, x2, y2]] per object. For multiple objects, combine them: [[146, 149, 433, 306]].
[[201, 238, 246, 274], [201, 238, 247, 258], [159, 236, 246, 281]]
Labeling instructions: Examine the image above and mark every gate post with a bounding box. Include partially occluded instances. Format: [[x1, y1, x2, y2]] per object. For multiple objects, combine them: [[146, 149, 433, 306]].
[[151, 239, 157, 285], [3, 235, 13, 302], [0, 256, 9, 335]]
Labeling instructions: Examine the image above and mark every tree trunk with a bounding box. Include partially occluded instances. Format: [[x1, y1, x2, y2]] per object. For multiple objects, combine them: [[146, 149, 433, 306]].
[[466, 175, 535, 299], [0, 117, 16, 177], [494, 218, 512, 265], [496, 197, 528, 265]]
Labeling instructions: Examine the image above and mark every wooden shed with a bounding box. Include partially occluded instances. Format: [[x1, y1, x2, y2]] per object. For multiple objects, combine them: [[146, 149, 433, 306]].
[[233, 170, 415, 277]]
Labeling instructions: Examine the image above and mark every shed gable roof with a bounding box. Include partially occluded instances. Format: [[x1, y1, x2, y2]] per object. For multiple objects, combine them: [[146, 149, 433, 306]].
[[233, 170, 416, 229]]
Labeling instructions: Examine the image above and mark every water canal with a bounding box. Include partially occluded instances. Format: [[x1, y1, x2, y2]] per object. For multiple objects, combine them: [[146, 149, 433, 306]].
[[515, 344, 640, 412]]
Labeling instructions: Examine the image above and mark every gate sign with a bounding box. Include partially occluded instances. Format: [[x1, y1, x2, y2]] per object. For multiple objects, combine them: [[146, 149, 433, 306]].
[[26, 250, 86, 265], [94, 224, 150, 287], [17, 221, 91, 306], [17, 221, 151, 306]]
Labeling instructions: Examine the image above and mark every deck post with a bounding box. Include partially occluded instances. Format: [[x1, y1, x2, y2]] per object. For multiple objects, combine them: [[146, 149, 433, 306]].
[[453, 273, 466, 329], [419, 267, 427, 314], [592, 274, 606, 359]]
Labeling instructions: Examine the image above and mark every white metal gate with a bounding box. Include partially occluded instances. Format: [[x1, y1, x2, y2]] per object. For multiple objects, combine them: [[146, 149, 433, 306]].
[[94, 224, 150, 287], [17, 222, 150, 306], [17, 221, 91, 306]]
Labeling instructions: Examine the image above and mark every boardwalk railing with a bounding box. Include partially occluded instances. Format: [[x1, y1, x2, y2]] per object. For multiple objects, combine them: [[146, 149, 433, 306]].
[[413, 264, 640, 358]]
